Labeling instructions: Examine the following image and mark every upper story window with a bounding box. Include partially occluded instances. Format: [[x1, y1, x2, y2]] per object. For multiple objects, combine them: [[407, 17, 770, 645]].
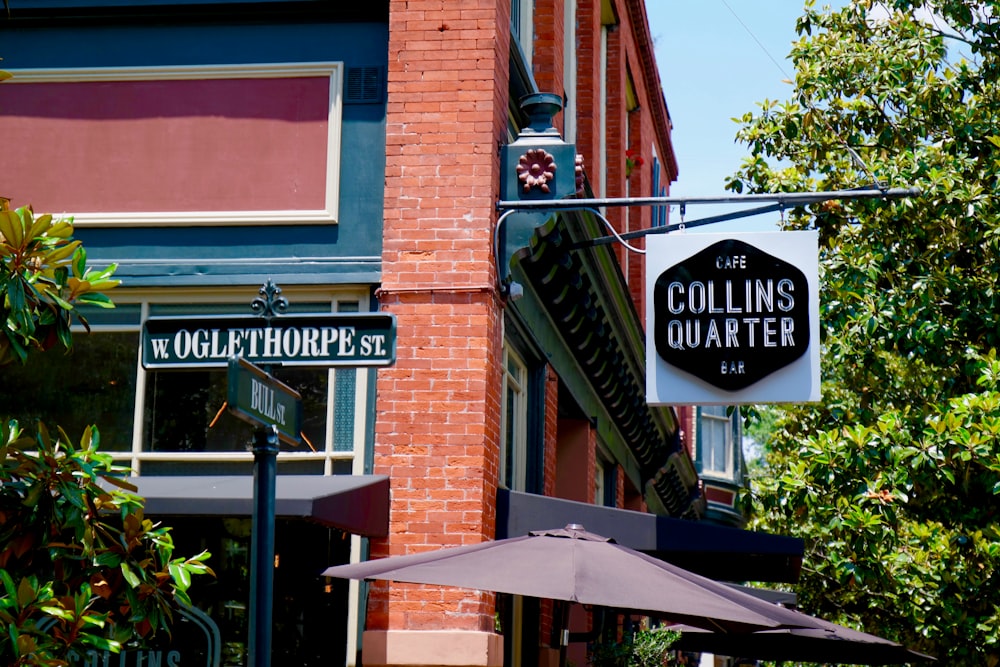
[[501, 345, 530, 491], [651, 155, 669, 227], [511, 0, 534, 67], [500, 330, 546, 493], [4, 63, 344, 228], [697, 405, 739, 479]]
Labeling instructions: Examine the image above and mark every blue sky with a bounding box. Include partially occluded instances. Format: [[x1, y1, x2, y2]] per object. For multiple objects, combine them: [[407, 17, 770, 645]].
[[645, 1, 808, 230]]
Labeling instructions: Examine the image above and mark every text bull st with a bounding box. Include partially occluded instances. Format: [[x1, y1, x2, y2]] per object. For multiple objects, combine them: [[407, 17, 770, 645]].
[[251, 376, 286, 425]]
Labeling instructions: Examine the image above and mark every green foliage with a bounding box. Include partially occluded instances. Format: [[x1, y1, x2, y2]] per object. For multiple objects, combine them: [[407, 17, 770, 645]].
[[733, 1, 1000, 663], [0, 198, 211, 663], [0, 203, 119, 366], [630, 628, 681, 667], [588, 628, 681, 667], [0, 419, 214, 665]]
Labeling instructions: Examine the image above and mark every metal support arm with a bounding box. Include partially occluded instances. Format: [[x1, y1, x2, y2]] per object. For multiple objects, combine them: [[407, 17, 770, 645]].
[[493, 187, 920, 297]]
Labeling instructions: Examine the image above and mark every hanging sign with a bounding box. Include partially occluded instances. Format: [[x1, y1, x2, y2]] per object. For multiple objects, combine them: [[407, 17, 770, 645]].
[[645, 231, 820, 405]]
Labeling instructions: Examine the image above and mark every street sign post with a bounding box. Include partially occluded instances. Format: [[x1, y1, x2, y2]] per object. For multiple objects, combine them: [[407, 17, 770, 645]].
[[225, 355, 303, 667]]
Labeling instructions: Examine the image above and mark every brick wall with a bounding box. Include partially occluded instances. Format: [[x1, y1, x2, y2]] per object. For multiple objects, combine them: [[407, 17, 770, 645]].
[[532, 0, 565, 133], [372, 0, 512, 633], [371, 0, 678, 641]]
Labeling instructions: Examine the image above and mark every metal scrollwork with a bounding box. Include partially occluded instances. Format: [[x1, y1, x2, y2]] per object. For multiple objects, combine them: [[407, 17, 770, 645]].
[[251, 279, 289, 323]]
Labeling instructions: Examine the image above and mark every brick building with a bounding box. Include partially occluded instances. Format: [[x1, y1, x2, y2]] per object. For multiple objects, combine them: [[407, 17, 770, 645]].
[[1, 0, 801, 665]]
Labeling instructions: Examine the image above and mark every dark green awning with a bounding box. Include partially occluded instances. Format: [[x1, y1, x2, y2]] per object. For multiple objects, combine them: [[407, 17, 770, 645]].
[[497, 489, 802, 583]]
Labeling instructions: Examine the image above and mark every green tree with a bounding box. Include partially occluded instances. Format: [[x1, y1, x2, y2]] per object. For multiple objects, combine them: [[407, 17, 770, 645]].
[[731, 1, 1000, 663], [0, 203, 118, 365], [1, 203, 213, 665]]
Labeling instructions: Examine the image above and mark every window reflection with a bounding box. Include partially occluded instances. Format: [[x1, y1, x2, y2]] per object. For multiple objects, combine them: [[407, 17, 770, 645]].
[[0, 316, 337, 458], [143, 366, 328, 454], [0, 332, 139, 451]]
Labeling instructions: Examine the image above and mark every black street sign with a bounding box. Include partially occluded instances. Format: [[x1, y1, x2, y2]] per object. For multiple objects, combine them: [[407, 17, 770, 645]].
[[653, 238, 810, 391], [227, 356, 303, 446], [141, 313, 396, 369]]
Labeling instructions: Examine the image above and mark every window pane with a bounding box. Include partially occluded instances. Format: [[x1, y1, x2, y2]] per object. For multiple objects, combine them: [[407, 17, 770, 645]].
[[333, 368, 356, 453], [504, 382, 518, 489], [143, 366, 328, 453], [709, 422, 728, 472], [501, 346, 528, 491], [0, 332, 138, 451], [700, 406, 732, 475]]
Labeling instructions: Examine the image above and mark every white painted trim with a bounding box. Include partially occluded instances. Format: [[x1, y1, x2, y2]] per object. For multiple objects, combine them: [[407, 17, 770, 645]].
[[8, 63, 344, 228]]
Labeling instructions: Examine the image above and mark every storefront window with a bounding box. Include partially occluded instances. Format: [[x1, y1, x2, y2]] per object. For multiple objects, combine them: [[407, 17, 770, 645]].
[[0, 293, 370, 474], [142, 366, 328, 455], [0, 331, 139, 451], [169, 517, 352, 666]]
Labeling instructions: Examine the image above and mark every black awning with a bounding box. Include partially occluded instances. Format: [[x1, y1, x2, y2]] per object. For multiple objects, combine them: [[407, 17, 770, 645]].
[[129, 474, 390, 537], [497, 489, 802, 583]]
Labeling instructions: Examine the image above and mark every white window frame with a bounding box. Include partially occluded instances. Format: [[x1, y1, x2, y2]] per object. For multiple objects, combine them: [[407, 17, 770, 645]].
[[699, 405, 735, 478], [511, 0, 534, 67], [500, 344, 529, 491], [563, 0, 577, 144]]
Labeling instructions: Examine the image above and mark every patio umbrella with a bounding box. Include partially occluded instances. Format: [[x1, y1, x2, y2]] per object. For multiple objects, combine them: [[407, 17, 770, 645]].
[[670, 615, 936, 664], [323, 524, 828, 633]]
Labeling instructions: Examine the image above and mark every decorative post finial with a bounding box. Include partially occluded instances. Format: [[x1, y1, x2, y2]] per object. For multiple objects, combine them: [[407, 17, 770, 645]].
[[251, 279, 289, 323]]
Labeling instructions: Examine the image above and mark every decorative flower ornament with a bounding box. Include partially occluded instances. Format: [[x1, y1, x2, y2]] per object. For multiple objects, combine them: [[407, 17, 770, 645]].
[[517, 148, 557, 193]]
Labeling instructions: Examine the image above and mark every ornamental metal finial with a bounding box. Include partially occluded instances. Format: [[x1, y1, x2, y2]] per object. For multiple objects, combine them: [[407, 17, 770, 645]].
[[251, 279, 289, 323]]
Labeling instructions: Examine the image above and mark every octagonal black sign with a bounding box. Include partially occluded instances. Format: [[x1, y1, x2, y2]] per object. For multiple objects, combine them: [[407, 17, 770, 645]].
[[653, 238, 810, 391]]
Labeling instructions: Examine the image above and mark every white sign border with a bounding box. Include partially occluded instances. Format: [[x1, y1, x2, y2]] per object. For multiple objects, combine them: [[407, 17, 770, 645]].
[[645, 230, 821, 406]]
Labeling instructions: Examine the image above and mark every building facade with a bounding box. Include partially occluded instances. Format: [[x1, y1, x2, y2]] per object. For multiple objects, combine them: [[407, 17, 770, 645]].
[[1, 1, 800, 666]]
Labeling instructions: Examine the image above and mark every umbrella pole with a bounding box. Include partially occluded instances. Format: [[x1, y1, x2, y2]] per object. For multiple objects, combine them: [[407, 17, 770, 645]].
[[557, 602, 569, 667]]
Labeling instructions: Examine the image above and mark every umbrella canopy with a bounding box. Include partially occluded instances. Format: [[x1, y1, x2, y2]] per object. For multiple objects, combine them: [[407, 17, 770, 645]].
[[671, 615, 935, 664], [323, 524, 827, 633]]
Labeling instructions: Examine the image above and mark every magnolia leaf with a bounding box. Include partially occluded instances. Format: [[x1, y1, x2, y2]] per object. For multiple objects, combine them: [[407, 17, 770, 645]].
[[71, 245, 88, 278], [76, 292, 116, 308], [119, 562, 141, 589], [16, 577, 36, 608]]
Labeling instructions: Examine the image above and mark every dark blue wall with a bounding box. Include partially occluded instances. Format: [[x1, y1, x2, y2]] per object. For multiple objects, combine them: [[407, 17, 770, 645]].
[[1, 14, 388, 287]]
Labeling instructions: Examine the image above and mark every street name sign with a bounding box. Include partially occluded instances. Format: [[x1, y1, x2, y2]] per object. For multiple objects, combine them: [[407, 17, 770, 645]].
[[227, 356, 303, 446], [645, 231, 820, 405], [141, 313, 396, 369]]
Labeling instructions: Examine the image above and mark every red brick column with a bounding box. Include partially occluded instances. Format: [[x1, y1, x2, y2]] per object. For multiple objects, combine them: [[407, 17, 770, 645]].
[[532, 0, 565, 133], [575, 0, 603, 186], [365, 1, 511, 666]]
